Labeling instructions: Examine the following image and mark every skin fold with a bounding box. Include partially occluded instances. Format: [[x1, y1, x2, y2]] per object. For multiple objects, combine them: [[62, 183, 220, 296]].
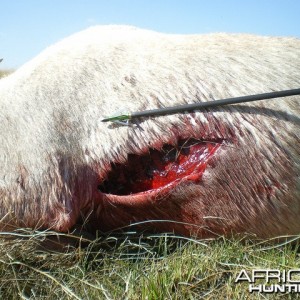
[[0, 25, 299, 239]]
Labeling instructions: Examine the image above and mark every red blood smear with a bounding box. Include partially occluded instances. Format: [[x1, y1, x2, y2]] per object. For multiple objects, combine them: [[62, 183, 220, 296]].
[[99, 139, 220, 195]]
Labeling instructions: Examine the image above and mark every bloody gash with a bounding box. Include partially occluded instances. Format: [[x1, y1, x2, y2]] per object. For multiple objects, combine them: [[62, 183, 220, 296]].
[[0, 26, 299, 238]]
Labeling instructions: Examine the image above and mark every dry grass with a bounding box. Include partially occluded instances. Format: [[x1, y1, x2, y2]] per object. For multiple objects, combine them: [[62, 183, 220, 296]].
[[0, 69, 13, 78], [0, 229, 299, 299]]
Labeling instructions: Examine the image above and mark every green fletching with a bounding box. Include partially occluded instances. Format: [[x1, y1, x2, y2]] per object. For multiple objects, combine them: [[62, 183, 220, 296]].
[[101, 114, 131, 122]]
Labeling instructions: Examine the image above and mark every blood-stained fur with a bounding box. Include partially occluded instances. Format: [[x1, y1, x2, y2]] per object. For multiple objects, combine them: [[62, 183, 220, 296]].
[[0, 25, 299, 238]]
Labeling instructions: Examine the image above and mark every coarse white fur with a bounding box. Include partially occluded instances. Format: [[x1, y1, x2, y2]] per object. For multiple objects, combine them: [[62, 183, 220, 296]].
[[0, 25, 299, 237]]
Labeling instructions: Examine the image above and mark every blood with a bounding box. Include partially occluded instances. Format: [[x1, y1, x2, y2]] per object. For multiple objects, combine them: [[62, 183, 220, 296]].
[[98, 139, 221, 195]]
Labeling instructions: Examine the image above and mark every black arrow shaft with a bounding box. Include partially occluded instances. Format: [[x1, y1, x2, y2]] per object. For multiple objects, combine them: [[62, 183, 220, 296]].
[[130, 88, 300, 119]]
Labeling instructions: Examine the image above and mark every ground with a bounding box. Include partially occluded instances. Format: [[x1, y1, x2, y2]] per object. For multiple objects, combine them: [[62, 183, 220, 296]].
[[0, 230, 299, 299]]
